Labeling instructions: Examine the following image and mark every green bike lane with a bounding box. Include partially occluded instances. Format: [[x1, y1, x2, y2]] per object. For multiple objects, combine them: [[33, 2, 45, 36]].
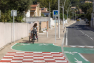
[[6, 43, 94, 63], [63, 47, 94, 63], [11, 43, 94, 63], [12, 43, 62, 52], [0, 43, 69, 63]]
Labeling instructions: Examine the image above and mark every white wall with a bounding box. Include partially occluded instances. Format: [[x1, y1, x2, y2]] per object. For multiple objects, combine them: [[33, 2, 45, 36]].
[[50, 18, 55, 27], [26, 10, 30, 17], [0, 22, 33, 48], [64, 20, 67, 24], [50, 18, 68, 28]]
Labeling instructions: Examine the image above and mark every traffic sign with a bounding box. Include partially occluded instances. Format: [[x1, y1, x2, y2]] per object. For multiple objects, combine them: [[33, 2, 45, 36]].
[[11, 10, 17, 16], [53, 10, 58, 16]]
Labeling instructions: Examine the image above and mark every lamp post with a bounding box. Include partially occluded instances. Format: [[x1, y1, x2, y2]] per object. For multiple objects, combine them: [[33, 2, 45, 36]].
[[61, 0, 66, 29], [66, 4, 71, 19], [0, 10, 1, 19], [93, 0, 94, 12], [23, 11, 26, 22], [75, 10, 76, 21]]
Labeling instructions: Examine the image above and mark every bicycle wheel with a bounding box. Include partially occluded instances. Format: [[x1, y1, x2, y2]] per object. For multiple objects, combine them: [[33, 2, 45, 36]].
[[37, 36, 38, 42], [29, 36, 30, 42], [32, 39, 34, 44]]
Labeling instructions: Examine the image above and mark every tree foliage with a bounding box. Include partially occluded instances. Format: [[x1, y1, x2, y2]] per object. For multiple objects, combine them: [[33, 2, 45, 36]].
[[79, 3, 92, 14], [86, 8, 92, 21], [37, 0, 70, 19], [0, 0, 32, 22]]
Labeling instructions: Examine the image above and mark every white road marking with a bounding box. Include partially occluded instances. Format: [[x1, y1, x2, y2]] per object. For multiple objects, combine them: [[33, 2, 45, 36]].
[[78, 46, 85, 48], [74, 58, 82, 63], [77, 22, 94, 41], [80, 30, 93, 40], [70, 46, 76, 47], [64, 51, 77, 55], [86, 46, 94, 48], [69, 45, 94, 48], [78, 53, 89, 62]]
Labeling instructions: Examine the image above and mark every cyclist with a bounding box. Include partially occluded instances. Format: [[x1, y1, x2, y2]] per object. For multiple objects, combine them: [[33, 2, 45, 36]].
[[31, 23, 38, 39]]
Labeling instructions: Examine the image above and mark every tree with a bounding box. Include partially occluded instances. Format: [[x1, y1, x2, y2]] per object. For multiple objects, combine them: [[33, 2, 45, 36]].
[[86, 8, 92, 21], [80, 3, 92, 14], [0, 0, 32, 22]]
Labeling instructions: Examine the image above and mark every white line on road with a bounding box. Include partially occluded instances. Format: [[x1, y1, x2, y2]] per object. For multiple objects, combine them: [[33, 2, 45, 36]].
[[78, 53, 89, 62], [77, 22, 94, 41], [78, 46, 85, 48], [69, 45, 94, 48], [80, 30, 93, 41]]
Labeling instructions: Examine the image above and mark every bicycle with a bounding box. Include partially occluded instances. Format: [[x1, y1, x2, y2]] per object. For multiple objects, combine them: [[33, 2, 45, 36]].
[[29, 30, 38, 44]]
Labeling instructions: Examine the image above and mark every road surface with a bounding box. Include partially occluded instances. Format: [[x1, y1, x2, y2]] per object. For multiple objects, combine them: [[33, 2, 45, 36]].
[[67, 20, 94, 46]]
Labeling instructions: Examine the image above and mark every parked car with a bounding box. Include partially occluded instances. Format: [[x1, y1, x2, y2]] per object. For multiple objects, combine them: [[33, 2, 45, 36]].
[[85, 19, 89, 24], [79, 18, 81, 21], [77, 19, 80, 21]]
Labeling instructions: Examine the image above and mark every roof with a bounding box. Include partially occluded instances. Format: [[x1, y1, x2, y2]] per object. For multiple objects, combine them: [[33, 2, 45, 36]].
[[31, 5, 37, 11], [42, 11, 49, 13], [41, 8, 49, 13], [85, 1, 92, 3], [31, 9, 36, 11], [31, 5, 37, 7], [71, 7, 76, 9]]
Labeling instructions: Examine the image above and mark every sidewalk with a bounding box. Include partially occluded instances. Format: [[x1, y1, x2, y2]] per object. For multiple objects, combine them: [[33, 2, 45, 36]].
[[0, 20, 76, 62]]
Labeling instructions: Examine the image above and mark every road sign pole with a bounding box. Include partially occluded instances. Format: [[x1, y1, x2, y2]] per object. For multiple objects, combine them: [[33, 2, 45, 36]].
[[58, 0, 60, 38], [55, 16, 56, 43], [11, 10, 17, 43], [53, 10, 59, 43], [13, 11, 14, 42]]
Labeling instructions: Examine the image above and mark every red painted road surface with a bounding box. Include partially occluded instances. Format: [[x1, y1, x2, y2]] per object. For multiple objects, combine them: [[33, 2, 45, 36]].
[[0, 52, 68, 63]]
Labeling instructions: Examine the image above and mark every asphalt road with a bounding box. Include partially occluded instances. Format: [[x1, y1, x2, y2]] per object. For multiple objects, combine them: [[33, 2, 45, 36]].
[[67, 20, 94, 46]]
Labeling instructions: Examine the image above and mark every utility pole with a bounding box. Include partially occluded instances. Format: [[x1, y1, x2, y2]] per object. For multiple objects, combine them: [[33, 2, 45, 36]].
[[49, 2, 51, 28], [92, 0, 94, 27], [63, 4, 64, 28], [61, 0, 66, 29], [75, 11, 76, 21], [93, 0, 94, 12], [0, 10, 1, 19], [58, 0, 60, 38]]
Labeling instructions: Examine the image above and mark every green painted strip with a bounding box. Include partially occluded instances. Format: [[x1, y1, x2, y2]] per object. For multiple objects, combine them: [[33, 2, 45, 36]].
[[63, 47, 92, 63], [65, 53, 91, 63], [63, 47, 94, 54], [12, 43, 62, 52]]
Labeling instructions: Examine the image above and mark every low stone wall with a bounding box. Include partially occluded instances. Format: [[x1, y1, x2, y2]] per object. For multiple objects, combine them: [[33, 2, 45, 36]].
[[0, 22, 33, 49]]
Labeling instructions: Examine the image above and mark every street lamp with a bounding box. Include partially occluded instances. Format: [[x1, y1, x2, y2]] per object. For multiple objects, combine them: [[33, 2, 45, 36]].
[[66, 4, 71, 20], [61, 0, 66, 29], [0, 10, 1, 19], [23, 11, 26, 22]]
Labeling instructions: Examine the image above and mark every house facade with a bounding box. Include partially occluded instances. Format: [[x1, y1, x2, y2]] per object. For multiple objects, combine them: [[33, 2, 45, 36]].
[[30, 4, 41, 17], [41, 8, 49, 17], [25, 3, 49, 33]]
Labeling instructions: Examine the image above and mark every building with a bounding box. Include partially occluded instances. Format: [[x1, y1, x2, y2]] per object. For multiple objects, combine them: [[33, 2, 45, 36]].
[[41, 8, 49, 17], [85, 1, 92, 3], [30, 4, 41, 17], [26, 3, 41, 17], [25, 3, 49, 33], [71, 7, 76, 10]]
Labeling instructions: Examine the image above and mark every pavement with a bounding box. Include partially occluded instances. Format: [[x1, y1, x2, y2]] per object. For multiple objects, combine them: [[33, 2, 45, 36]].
[[0, 20, 76, 63]]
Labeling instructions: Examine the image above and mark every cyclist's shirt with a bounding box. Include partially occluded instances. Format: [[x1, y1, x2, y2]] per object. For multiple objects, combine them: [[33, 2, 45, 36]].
[[33, 27, 37, 31]]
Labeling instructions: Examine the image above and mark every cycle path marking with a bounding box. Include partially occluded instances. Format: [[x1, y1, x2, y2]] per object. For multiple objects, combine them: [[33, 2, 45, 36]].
[[63, 47, 93, 63]]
